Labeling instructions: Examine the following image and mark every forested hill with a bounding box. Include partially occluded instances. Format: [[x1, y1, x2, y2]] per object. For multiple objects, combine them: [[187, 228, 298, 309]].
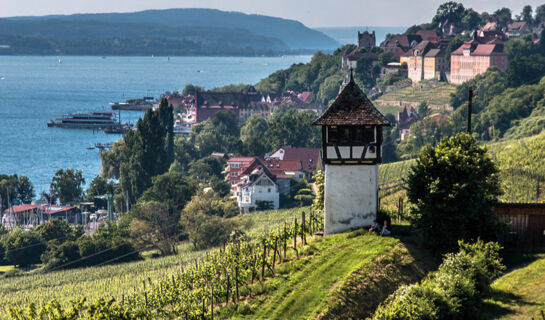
[[0, 9, 340, 56]]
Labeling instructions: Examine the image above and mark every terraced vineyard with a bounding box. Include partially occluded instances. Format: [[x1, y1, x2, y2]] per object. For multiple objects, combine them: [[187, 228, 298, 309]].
[[0, 207, 307, 318], [378, 132, 545, 207], [375, 82, 456, 107]]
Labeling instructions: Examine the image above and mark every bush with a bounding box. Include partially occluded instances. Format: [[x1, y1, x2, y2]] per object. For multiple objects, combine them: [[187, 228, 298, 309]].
[[182, 213, 237, 250], [373, 284, 442, 320], [372, 240, 504, 320], [2, 229, 46, 267]]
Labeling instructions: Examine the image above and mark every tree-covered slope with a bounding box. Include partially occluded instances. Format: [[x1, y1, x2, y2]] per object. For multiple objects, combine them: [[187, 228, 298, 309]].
[[0, 9, 340, 55]]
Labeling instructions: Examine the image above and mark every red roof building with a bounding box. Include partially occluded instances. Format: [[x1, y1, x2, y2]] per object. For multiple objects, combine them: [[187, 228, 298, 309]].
[[450, 40, 508, 84]]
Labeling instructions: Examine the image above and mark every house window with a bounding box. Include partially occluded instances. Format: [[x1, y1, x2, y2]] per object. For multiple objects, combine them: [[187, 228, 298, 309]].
[[268, 188, 271, 192]]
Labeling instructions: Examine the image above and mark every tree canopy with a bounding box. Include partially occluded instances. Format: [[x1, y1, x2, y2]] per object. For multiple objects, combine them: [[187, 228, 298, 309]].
[[407, 133, 502, 253]]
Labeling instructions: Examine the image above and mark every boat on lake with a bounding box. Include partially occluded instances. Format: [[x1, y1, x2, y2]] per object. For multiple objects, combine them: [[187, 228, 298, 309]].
[[47, 111, 117, 129], [110, 97, 155, 111], [104, 123, 133, 134]]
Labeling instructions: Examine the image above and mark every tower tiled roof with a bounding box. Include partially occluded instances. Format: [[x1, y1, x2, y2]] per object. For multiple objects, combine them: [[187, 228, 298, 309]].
[[312, 73, 390, 126]]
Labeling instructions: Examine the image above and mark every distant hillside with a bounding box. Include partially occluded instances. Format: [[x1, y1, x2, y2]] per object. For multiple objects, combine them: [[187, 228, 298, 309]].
[[0, 9, 340, 56]]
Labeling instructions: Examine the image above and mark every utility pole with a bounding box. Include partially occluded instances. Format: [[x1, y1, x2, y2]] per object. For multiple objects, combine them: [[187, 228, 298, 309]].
[[467, 86, 473, 134]]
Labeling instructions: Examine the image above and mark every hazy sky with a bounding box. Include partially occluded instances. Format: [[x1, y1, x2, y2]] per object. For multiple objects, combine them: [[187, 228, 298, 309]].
[[1, 0, 543, 27]]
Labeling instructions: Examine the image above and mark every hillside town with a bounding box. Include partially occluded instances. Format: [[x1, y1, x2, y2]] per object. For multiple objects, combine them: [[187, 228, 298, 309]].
[[3, 2, 545, 319]]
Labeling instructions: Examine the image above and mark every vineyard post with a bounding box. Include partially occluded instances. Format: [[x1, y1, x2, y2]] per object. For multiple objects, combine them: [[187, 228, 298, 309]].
[[202, 298, 206, 320], [211, 281, 214, 320], [302, 211, 306, 245], [261, 241, 267, 280], [251, 254, 256, 284], [294, 218, 298, 258], [283, 223, 287, 259], [235, 265, 239, 302], [172, 274, 176, 287], [226, 274, 230, 305], [272, 238, 278, 271]]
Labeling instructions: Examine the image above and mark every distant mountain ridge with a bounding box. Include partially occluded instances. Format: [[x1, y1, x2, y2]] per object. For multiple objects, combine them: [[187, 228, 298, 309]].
[[0, 9, 340, 56]]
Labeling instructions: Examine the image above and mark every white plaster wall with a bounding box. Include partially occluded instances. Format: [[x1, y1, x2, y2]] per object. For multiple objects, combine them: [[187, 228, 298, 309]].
[[250, 185, 279, 210], [324, 164, 378, 234]]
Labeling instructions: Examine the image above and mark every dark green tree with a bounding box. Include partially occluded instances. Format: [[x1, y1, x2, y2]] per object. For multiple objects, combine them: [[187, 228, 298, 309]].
[[266, 107, 320, 150], [240, 114, 269, 156], [3, 229, 46, 267], [35, 219, 74, 242], [16, 176, 34, 204], [536, 4, 545, 24], [494, 8, 512, 28], [0, 174, 18, 209], [188, 156, 226, 183], [158, 98, 175, 165], [139, 171, 197, 214], [50, 169, 85, 204], [181, 84, 204, 96], [407, 133, 502, 253], [462, 9, 482, 29], [432, 2, 465, 26], [521, 5, 534, 25]]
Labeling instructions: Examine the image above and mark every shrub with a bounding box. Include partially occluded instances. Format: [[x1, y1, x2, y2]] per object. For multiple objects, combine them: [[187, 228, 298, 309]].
[[372, 240, 504, 320], [2, 229, 46, 267]]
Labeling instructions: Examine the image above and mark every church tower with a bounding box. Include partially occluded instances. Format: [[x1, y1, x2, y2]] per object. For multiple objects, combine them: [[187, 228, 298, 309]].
[[313, 71, 390, 234]]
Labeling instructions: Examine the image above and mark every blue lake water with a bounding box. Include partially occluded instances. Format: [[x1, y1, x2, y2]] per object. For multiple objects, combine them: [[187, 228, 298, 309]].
[[0, 55, 311, 194]]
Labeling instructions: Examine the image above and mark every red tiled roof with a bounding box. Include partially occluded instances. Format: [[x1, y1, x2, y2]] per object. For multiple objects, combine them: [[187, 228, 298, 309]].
[[273, 147, 320, 172], [416, 30, 441, 42], [45, 206, 75, 215], [297, 91, 312, 104], [3, 204, 39, 214], [228, 157, 256, 163], [262, 160, 302, 171], [313, 75, 390, 126]]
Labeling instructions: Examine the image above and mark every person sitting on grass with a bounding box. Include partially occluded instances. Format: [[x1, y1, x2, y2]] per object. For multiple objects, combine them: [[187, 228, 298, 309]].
[[369, 220, 381, 234], [380, 220, 391, 236]]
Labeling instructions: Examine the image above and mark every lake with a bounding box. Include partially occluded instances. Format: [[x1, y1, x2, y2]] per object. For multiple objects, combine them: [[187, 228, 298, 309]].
[[0, 55, 311, 195]]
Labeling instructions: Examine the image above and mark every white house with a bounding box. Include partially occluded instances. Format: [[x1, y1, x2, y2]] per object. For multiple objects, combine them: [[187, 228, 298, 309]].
[[236, 167, 279, 213]]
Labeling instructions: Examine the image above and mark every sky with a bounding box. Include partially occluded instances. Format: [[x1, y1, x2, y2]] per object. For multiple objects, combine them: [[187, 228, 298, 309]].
[[0, 0, 543, 27]]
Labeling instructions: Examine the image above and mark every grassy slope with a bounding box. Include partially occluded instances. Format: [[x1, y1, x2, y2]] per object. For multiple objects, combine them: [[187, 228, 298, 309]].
[[376, 83, 456, 106], [253, 232, 396, 320], [0, 207, 306, 316], [481, 254, 545, 319], [219, 228, 434, 320]]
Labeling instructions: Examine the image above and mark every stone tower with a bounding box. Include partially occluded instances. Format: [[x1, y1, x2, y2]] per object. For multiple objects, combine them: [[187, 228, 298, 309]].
[[358, 31, 376, 48], [313, 71, 390, 234]]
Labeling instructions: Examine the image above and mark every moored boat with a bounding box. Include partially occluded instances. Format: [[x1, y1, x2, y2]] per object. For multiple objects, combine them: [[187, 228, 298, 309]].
[[47, 111, 117, 129]]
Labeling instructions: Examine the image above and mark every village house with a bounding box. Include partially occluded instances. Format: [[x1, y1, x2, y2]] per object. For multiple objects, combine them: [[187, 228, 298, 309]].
[[506, 22, 531, 38], [267, 146, 321, 179], [382, 34, 422, 59], [194, 87, 273, 123], [2, 204, 78, 229], [235, 165, 279, 213], [450, 39, 508, 84], [403, 40, 449, 83], [225, 157, 255, 188], [397, 107, 420, 140]]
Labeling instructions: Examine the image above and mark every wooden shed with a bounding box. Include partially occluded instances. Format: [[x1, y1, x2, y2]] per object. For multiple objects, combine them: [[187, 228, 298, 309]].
[[493, 203, 545, 249]]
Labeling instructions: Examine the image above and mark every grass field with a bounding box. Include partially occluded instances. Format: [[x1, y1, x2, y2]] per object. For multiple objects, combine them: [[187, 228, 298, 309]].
[[377, 82, 457, 107], [0, 207, 307, 317], [481, 254, 545, 319]]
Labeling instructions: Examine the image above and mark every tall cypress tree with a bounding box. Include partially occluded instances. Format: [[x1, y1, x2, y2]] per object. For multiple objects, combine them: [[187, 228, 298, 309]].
[[158, 98, 175, 165]]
